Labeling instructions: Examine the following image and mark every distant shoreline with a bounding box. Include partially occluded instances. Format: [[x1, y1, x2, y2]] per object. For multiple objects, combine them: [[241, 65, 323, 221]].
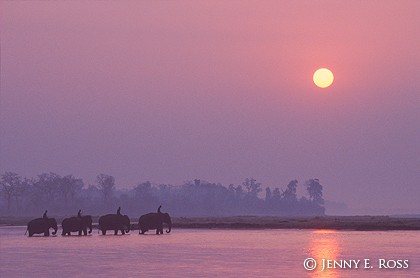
[[172, 216, 420, 231], [1, 215, 420, 231]]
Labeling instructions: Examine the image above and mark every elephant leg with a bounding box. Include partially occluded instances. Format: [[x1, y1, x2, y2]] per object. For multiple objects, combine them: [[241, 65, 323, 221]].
[[78, 230, 82, 236], [114, 229, 118, 235], [44, 230, 50, 236], [83, 228, 87, 236], [121, 229, 125, 235], [101, 229, 106, 235]]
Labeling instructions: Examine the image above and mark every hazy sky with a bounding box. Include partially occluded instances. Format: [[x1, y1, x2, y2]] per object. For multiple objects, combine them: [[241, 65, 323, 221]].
[[1, 1, 419, 214]]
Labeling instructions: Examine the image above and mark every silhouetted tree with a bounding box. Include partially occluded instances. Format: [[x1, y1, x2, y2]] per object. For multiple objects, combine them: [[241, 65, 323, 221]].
[[96, 174, 115, 204], [13, 177, 29, 213], [283, 180, 298, 202], [0, 172, 21, 211], [84, 184, 100, 199], [0, 171, 326, 217], [133, 181, 158, 210], [36, 173, 61, 204], [60, 175, 84, 205], [265, 187, 272, 201], [234, 185, 244, 200], [306, 178, 324, 205], [272, 187, 281, 201], [243, 178, 262, 198]]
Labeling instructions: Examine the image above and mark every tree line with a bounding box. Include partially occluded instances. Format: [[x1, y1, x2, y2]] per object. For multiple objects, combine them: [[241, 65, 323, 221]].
[[0, 172, 325, 216]]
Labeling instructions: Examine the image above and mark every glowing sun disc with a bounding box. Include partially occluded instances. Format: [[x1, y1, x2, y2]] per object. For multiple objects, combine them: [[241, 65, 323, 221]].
[[313, 68, 334, 88]]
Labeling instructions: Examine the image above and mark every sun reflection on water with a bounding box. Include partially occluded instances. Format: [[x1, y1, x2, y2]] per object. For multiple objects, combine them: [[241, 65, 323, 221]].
[[310, 230, 340, 278]]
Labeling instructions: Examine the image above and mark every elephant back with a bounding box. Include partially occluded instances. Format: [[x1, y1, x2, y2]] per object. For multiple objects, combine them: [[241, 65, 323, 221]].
[[28, 217, 50, 228], [139, 212, 156, 222], [29, 217, 43, 225], [62, 216, 80, 228], [83, 215, 93, 221], [138, 213, 160, 227], [99, 214, 120, 229], [62, 216, 74, 225], [99, 214, 114, 223]]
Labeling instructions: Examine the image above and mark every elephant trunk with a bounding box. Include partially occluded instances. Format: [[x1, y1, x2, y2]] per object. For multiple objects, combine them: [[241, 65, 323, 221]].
[[166, 219, 172, 233], [51, 219, 58, 235]]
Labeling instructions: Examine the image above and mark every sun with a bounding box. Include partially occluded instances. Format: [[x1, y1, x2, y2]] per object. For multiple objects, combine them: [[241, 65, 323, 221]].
[[313, 68, 334, 88]]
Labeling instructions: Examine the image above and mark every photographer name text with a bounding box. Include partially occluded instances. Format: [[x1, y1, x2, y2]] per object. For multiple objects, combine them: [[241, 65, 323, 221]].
[[303, 258, 409, 271]]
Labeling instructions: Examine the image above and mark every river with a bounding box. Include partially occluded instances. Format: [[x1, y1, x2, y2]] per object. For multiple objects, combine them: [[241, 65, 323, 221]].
[[0, 227, 419, 277]]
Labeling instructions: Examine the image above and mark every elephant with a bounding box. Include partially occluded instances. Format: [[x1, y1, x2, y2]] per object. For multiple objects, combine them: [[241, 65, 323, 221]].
[[138, 212, 172, 234], [61, 215, 93, 236], [98, 214, 130, 235], [26, 217, 58, 237]]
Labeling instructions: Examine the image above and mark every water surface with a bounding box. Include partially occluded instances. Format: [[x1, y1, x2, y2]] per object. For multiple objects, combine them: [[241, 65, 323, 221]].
[[1, 227, 418, 277]]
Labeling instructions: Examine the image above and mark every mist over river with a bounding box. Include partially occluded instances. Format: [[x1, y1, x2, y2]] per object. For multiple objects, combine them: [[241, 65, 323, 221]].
[[1, 227, 419, 277]]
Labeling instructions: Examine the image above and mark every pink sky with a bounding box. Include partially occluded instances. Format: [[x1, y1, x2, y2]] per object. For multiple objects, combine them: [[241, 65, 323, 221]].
[[1, 1, 419, 214]]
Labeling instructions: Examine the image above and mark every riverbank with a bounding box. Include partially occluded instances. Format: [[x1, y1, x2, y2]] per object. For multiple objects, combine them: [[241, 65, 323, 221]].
[[172, 216, 420, 230], [1, 215, 420, 231]]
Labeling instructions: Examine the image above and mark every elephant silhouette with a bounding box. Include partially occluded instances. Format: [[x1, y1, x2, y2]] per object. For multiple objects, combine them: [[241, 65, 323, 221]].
[[98, 211, 130, 235], [61, 211, 93, 236], [26, 216, 58, 237], [138, 207, 172, 234]]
